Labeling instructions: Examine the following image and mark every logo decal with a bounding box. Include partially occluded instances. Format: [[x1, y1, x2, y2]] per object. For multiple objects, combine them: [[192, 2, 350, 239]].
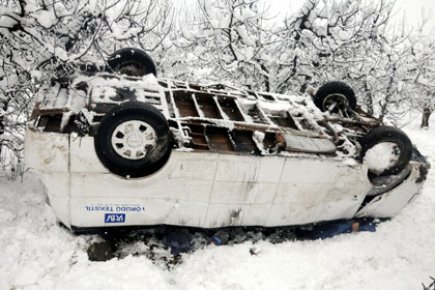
[[104, 213, 126, 223]]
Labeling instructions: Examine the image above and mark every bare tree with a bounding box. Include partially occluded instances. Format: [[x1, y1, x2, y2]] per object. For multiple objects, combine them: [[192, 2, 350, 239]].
[[168, 0, 274, 91], [169, 0, 435, 125], [409, 36, 435, 127], [277, 0, 396, 94]]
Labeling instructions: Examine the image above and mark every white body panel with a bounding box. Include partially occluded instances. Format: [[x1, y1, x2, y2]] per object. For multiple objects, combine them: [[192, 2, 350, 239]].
[[355, 166, 424, 218], [25, 129, 425, 229]]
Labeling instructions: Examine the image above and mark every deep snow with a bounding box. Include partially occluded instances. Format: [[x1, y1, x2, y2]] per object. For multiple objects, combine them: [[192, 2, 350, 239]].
[[1, 118, 435, 290]]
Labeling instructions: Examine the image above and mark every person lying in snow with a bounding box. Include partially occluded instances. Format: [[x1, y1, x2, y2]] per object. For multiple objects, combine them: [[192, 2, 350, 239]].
[[295, 218, 378, 240]]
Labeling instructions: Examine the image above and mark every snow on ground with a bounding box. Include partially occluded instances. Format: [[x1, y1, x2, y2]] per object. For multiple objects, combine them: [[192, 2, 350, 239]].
[[1, 118, 435, 290]]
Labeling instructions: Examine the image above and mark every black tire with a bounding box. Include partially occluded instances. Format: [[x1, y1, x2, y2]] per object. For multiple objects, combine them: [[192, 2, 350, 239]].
[[94, 102, 171, 178], [107, 48, 157, 77], [360, 126, 413, 176], [313, 81, 357, 112]]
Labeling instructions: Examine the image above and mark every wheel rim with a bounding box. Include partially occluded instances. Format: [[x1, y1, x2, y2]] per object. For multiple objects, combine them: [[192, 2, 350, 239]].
[[322, 93, 349, 112], [111, 120, 157, 160]]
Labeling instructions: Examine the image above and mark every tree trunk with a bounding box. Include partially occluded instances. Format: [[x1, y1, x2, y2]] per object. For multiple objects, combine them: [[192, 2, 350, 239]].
[[363, 79, 374, 115], [421, 107, 433, 128], [0, 101, 6, 157], [379, 62, 396, 120]]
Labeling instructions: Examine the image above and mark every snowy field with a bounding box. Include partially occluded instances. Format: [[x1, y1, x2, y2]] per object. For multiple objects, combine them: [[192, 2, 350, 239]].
[[1, 118, 435, 290]]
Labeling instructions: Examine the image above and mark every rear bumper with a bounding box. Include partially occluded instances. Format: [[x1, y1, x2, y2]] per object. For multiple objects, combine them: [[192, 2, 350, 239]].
[[356, 147, 429, 218]]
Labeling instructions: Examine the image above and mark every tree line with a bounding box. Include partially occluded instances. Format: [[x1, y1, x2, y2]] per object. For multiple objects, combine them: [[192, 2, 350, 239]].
[[0, 0, 434, 174]]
